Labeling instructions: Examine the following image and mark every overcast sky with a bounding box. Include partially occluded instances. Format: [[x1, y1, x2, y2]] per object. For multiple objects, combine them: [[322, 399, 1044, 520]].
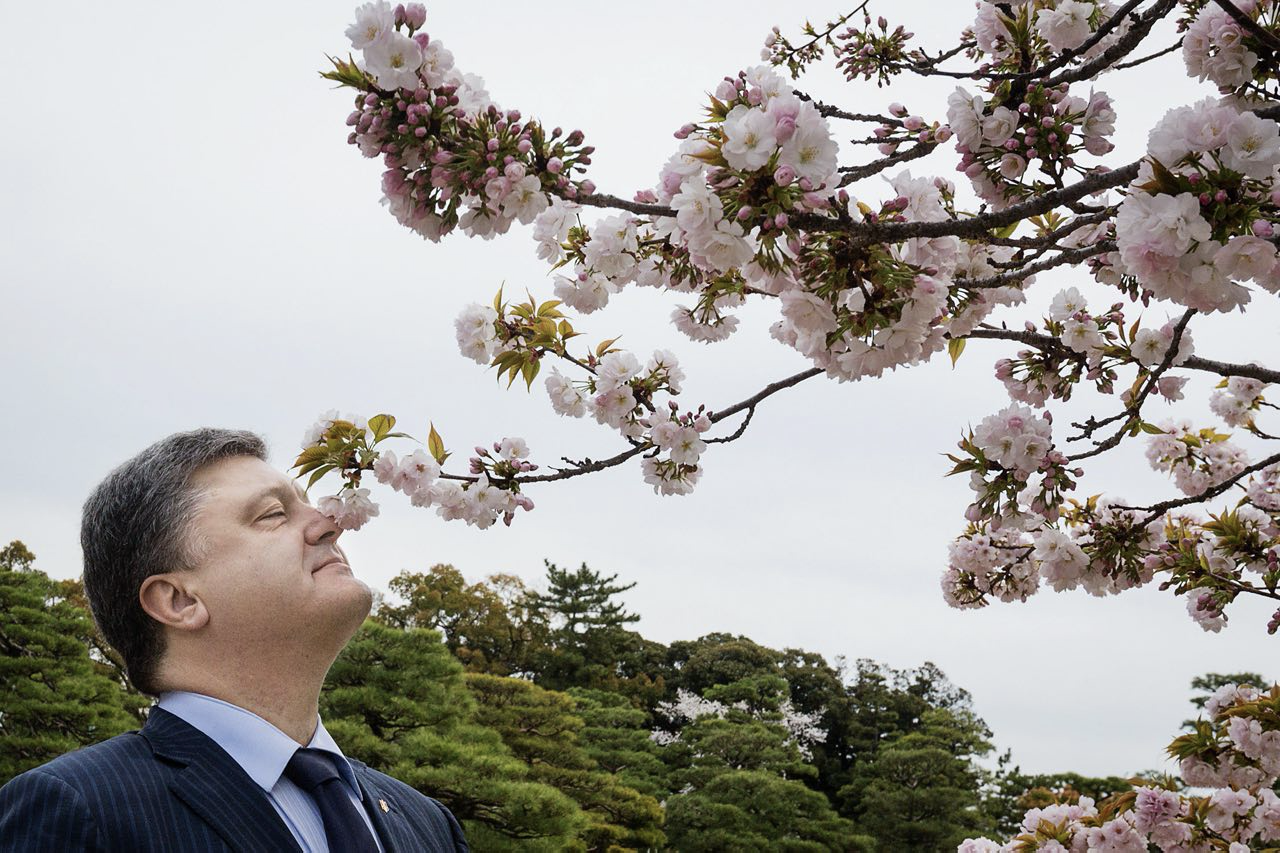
[[4, 1, 1279, 777]]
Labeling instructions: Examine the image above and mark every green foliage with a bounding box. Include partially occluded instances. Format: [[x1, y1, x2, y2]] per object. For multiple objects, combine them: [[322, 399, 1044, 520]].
[[377, 565, 545, 677], [840, 707, 995, 851], [567, 687, 671, 801], [665, 770, 871, 852], [322, 621, 582, 849], [0, 541, 146, 784], [466, 673, 665, 852]]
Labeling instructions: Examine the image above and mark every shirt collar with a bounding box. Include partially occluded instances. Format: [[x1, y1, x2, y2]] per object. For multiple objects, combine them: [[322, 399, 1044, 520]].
[[156, 691, 361, 796]]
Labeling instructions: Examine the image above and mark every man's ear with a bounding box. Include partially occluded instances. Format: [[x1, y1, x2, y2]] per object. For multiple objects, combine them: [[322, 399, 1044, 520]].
[[139, 573, 209, 632]]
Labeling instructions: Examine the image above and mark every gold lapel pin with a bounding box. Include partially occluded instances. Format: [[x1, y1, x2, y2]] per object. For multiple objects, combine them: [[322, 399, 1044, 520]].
[[379, 799, 389, 813]]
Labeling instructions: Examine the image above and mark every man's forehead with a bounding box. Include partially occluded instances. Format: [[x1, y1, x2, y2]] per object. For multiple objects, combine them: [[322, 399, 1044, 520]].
[[190, 456, 303, 502]]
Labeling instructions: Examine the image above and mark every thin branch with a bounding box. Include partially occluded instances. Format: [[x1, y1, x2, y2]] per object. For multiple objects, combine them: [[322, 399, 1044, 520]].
[[838, 141, 939, 186], [1065, 309, 1196, 461], [1127, 450, 1280, 524], [445, 367, 828, 486], [962, 327, 1280, 385], [1111, 37, 1183, 70], [955, 242, 1114, 289], [708, 367, 825, 423], [706, 404, 757, 444]]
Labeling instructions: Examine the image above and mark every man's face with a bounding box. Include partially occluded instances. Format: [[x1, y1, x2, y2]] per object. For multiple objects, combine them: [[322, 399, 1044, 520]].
[[179, 454, 373, 651]]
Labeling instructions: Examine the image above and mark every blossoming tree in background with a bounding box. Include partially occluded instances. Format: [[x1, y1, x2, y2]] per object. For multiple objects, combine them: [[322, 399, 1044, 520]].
[[961, 681, 1280, 851], [303, 0, 1280, 639]]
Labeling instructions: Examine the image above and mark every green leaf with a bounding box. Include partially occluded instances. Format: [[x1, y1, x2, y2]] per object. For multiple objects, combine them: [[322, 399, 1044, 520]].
[[521, 359, 540, 390], [596, 336, 621, 357], [493, 285, 505, 315], [1138, 421, 1166, 435], [427, 422, 447, 465], [948, 337, 966, 368], [368, 413, 395, 441], [306, 464, 335, 490]]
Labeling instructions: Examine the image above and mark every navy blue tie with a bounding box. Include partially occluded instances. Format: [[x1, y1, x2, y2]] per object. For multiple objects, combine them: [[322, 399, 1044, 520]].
[[283, 748, 380, 853]]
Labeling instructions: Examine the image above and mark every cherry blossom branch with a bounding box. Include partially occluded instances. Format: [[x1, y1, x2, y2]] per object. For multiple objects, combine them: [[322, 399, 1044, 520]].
[[1210, 0, 1280, 55], [954, 242, 1114, 289], [1064, 309, 1196, 461], [838, 141, 939, 185], [1043, 0, 1178, 87], [1111, 37, 1184, 71], [1124, 450, 1280, 523], [961, 327, 1280, 385], [847, 161, 1140, 245]]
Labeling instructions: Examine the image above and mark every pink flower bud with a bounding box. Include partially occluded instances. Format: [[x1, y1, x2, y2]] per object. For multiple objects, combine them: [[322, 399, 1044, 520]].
[[405, 3, 427, 28], [580, 179, 596, 195], [904, 115, 923, 131], [889, 102, 907, 117], [773, 164, 796, 186], [547, 157, 563, 173], [674, 123, 696, 139], [736, 206, 753, 220], [1252, 219, 1275, 237], [517, 138, 532, 153], [413, 32, 429, 48], [774, 212, 788, 228]]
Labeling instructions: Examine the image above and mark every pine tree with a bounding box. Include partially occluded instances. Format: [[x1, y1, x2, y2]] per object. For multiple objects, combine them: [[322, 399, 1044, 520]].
[[526, 561, 643, 693], [0, 541, 145, 784], [840, 707, 994, 851], [322, 620, 582, 849], [467, 672, 666, 852], [567, 687, 671, 801]]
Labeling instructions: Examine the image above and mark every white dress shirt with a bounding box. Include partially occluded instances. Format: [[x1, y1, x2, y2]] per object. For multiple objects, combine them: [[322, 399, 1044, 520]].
[[157, 691, 384, 853]]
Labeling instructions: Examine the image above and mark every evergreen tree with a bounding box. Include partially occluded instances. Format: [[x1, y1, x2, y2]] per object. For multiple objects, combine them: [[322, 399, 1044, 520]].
[[664, 770, 872, 853], [0, 541, 145, 784], [466, 673, 665, 852], [322, 620, 582, 849], [840, 707, 994, 852], [526, 561, 644, 694], [567, 687, 671, 801]]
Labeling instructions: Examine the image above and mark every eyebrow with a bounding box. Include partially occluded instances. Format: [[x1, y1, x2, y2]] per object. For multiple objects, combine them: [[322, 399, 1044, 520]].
[[242, 482, 311, 519]]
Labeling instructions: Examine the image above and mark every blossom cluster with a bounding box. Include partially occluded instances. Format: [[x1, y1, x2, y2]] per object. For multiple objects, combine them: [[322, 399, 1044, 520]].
[[1182, 0, 1275, 93], [649, 688, 828, 760], [1114, 98, 1280, 313], [961, 682, 1280, 851], [947, 81, 1117, 207], [329, 0, 597, 244]]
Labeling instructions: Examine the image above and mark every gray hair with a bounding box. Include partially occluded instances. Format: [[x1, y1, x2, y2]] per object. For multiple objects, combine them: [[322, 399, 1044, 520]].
[[80, 428, 268, 696]]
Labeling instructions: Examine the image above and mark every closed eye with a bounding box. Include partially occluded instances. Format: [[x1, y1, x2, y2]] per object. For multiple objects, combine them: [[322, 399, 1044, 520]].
[[261, 511, 286, 521]]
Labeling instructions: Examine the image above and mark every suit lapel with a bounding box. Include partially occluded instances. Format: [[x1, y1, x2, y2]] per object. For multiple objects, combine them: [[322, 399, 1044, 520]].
[[141, 707, 304, 853], [351, 762, 433, 853]]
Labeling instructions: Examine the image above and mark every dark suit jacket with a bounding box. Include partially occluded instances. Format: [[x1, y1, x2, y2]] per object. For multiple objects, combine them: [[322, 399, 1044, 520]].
[[0, 707, 469, 852]]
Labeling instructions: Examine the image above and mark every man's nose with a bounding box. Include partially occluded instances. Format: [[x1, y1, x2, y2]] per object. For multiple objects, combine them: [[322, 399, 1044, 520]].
[[305, 505, 343, 543]]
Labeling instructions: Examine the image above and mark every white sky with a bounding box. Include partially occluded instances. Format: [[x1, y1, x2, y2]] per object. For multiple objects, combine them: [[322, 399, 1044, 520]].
[[3, 1, 1279, 777]]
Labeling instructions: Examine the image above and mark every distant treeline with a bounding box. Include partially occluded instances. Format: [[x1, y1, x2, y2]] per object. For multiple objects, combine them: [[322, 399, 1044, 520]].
[[6, 541, 1234, 852]]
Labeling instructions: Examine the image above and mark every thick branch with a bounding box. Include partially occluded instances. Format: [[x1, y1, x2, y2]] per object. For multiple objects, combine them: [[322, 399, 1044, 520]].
[[847, 162, 1140, 245]]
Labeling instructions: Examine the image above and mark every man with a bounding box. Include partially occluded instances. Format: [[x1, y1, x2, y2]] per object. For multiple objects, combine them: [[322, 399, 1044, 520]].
[[0, 428, 469, 852]]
